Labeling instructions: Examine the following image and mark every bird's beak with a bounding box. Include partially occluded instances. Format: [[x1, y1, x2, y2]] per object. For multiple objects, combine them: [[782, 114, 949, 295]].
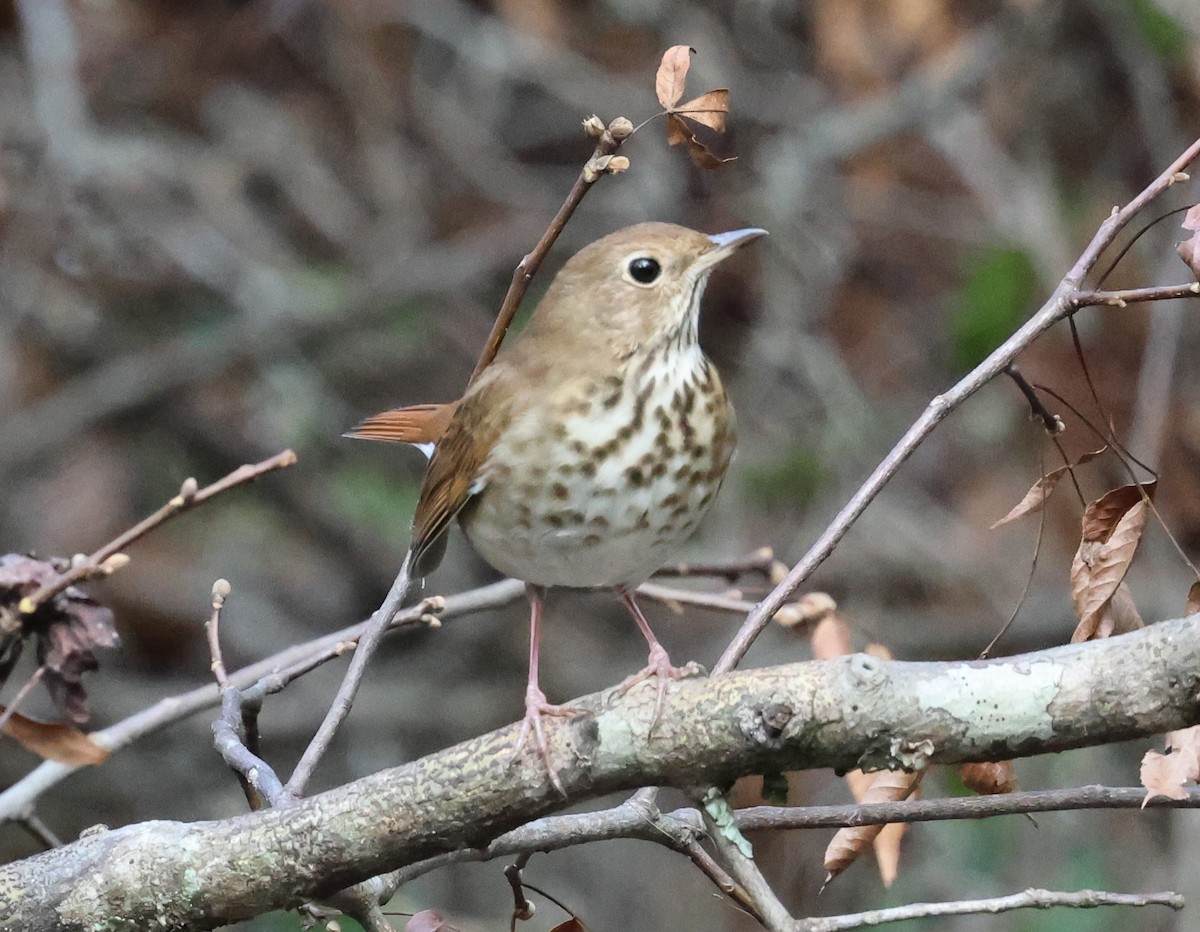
[[702, 227, 768, 267]]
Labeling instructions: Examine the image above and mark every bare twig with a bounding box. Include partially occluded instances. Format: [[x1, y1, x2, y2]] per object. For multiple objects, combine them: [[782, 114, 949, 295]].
[[284, 554, 415, 798], [680, 837, 761, 923], [0, 579, 524, 822], [700, 792, 795, 932], [468, 117, 633, 384], [715, 137, 1200, 675], [0, 665, 46, 734], [14, 809, 62, 849], [206, 580, 287, 809], [18, 451, 298, 616], [793, 888, 1182, 931], [653, 547, 780, 581], [1070, 282, 1200, 308]]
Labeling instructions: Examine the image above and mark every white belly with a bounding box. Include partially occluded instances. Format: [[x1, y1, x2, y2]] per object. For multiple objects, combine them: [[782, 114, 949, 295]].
[[461, 347, 734, 589]]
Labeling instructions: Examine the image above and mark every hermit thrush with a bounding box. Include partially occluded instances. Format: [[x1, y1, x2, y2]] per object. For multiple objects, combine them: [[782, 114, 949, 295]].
[[349, 222, 765, 792]]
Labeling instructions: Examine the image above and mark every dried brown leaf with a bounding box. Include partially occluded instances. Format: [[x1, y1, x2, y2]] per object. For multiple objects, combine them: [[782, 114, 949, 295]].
[[960, 761, 1019, 795], [655, 45, 694, 109], [863, 642, 893, 661], [1092, 581, 1144, 640], [665, 114, 736, 169], [666, 113, 690, 147], [811, 615, 853, 659], [1, 707, 109, 765], [990, 447, 1107, 529], [1070, 499, 1149, 642], [1080, 482, 1155, 544], [1186, 581, 1200, 616], [1140, 726, 1200, 805], [1177, 205, 1200, 281], [825, 770, 919, 887], [674, 89, 730, 132], [550, 921, 585, 932]]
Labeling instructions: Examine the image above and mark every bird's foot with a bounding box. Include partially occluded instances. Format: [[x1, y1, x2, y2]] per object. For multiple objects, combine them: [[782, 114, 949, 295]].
[[511, 685, 585, 796], [613, 644, 702, 735]]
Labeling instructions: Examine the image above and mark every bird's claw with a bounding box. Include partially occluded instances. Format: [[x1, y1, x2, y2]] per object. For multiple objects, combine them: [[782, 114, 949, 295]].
[[613, 644, 695, 735], [511, 685, 585, 796]]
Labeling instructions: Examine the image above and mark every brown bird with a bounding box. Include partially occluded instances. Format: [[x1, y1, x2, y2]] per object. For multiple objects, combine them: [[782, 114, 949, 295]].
[[349, 221, 766, 792]]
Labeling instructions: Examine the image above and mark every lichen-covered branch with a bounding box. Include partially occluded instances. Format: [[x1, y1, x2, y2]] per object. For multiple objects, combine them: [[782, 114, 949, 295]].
[[3, 615, 1200, 931]]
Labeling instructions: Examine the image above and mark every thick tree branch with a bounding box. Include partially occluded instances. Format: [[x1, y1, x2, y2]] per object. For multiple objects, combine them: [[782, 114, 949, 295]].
[[3, 615, 1200, 931]]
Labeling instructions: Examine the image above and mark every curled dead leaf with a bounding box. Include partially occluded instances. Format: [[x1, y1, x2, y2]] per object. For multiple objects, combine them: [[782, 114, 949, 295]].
[[1, 707, 109, 765], [1080, 481, 1155, 543], [1176, 204, 1200, 282], [824, 770, 920, 888], [1069, 483, 1154, 643], [810, 614, 853, 659], [1186, 581, 1200, 616], [1140, 726, 1200, 805], [990, 447, 1106, 529], [655, 46, 694, 109], [960, 761, 1019, 795], [674, 88, 730, 132]]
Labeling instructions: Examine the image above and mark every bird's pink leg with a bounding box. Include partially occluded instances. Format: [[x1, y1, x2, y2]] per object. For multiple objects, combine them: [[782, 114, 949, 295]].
[[613, 587, 689, 731], [512, 585, 583, 795]]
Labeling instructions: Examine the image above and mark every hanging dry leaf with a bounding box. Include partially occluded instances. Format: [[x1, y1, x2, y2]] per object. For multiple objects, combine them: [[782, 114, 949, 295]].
[[1140, 726, 1200, 805], [1176, 204, 1200, 282], [1, 707, 109, 765], [990, 447, 1106, 529], [1091, 581, 1144, 639], [550, 920, 586, 932], [1186, 581, 1200, 616], [960, 761, 1019, 795], [654, 46, 736, 169], [655, 45, 694, 109], [811, 614, 853, 659], [824, 770, 920, 888], [0, 553, 119, 722], [674, 89, 730, 132], [1069, 483, 1154, 643]]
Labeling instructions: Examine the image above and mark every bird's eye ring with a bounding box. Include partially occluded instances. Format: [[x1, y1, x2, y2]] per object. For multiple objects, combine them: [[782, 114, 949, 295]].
[[627, 256, 661, 285]]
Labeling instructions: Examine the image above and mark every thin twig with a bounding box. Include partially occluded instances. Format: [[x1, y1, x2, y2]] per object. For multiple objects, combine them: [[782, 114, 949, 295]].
[[653, 547, 780, 581], [699, 792, 795, 932], [14, 809, 61, 849], [18, 450, 297, 615], [714, 135, 1200, 675], [1070, 282, 1200, 308], [0, 666, 47, 734], [285, 554, 414, 798], [468, 118, 633, 385], [681, 837, 762, 923], [0, 578, 522, 822], [205, 580, 287, 809], [793, 888, 1182, 931]]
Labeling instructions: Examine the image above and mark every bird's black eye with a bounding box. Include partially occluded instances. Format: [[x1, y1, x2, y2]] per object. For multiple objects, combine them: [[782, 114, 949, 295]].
[[628, 256, 661, 284]]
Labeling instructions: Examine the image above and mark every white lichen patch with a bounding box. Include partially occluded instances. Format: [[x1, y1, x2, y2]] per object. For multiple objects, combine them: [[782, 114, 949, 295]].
[[914, 659, 1064, 742]]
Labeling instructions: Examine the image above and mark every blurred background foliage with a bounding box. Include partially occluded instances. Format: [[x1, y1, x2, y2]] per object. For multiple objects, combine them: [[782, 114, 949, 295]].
[[2, 0, 1200, 929]]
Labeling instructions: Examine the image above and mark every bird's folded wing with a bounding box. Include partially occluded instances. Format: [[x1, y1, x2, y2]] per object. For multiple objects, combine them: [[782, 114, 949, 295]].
[[409, 392, 501, 575]]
